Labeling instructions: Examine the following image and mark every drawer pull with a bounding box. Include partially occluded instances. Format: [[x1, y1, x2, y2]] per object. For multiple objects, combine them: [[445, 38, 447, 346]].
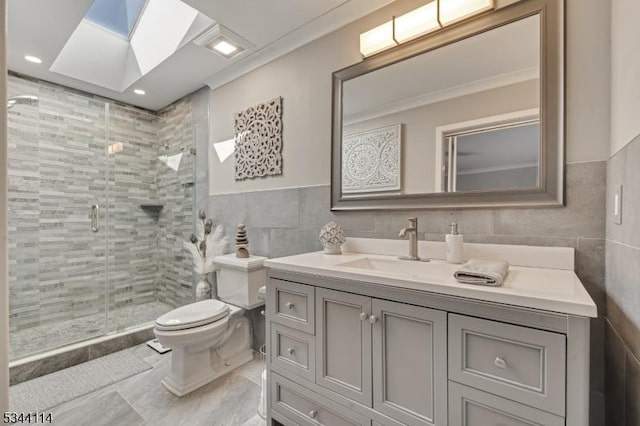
[[494, 357, 508, 369], [286, 302, 295, 310], [287, 347, 296, 355], [359, 312, 369, 321], [309, 410, 318, 419], [369, 315, 378, 324]]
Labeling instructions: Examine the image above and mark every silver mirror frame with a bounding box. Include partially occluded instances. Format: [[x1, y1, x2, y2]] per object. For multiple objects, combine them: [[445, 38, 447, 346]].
[[331, 0, 564, 210]]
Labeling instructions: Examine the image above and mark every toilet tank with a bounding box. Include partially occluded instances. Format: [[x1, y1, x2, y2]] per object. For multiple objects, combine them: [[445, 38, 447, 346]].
[[213, 254, 267, 309]]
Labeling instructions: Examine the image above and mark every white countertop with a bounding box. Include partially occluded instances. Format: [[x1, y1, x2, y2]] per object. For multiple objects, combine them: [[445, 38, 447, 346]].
[[264, 243, 597, 318]]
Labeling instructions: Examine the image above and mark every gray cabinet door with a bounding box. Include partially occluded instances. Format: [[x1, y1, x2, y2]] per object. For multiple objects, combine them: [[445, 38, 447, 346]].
[[316, 287, 372, 406], [372, 299, 447, 426]]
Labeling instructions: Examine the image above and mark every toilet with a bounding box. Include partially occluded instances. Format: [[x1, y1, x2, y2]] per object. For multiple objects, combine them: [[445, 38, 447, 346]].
[[154, 254, 267, 397]]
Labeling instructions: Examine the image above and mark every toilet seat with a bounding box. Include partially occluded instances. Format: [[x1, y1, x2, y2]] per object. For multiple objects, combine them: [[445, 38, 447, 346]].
[[155, 299, 230, 331]]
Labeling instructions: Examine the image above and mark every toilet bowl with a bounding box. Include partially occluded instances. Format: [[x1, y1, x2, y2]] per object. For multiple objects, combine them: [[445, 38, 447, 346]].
[[154, 299, 253, 397]]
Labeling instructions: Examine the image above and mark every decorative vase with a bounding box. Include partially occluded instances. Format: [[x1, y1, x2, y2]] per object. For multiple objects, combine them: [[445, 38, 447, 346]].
[[319, 221, 346, 255], [195, 274, 212, 301]]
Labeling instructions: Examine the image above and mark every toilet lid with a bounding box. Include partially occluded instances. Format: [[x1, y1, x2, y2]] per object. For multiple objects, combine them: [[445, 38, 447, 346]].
[[155, 299, 230, 331]]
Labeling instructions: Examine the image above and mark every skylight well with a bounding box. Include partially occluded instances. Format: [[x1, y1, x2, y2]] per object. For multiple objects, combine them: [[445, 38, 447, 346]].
[[51, 0, 212, 93], [85, 0, 148, 39]]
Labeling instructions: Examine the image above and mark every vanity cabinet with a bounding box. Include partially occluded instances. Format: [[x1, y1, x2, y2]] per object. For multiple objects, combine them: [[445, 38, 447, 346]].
[[266, 269, 589, 426], [315, 289, 447, 425]]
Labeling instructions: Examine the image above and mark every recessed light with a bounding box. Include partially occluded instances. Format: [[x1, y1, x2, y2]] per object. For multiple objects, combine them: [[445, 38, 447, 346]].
[[134, 89, 146, 95], [213, 41, 238, 56], [24, 55, 42, 64], [193, 24, 252, 59]]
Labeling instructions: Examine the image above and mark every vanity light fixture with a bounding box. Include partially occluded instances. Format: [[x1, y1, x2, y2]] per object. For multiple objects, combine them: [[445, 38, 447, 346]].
[[193, 24, 253, 59], [360, 0, 494, 57]]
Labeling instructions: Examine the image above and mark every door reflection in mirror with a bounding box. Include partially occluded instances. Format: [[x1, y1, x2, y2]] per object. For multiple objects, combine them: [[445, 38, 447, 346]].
[[441, 118, 540, 193]]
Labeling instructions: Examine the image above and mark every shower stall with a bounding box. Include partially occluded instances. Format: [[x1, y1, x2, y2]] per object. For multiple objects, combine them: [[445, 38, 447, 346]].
[[7, 74, 196, 361]]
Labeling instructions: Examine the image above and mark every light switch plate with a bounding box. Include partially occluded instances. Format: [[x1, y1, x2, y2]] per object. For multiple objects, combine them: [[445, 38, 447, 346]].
[[614, 185, 623, 225]]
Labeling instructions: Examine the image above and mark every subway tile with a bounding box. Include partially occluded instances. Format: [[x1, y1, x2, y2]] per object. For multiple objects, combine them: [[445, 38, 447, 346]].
[[605, 320, 626, 426], [7, 75, 196, 348], [494, 162, 606, 238], [246, 188, 299, 229]]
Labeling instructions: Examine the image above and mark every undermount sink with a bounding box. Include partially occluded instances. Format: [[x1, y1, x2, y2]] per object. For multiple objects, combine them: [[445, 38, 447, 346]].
[[338, 256, 453, 280]]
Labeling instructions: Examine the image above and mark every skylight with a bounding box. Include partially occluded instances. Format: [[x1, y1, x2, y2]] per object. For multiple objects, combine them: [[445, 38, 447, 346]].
[[85, 0, 148, 38]]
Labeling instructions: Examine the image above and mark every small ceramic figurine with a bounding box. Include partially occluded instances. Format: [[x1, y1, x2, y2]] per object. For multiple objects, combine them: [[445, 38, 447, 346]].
[[319, 221, 346, 254], [235, 224, 250, 258]]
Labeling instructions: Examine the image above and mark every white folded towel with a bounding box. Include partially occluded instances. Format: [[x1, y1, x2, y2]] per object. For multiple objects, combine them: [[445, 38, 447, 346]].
[[454, 258, 509, 287]]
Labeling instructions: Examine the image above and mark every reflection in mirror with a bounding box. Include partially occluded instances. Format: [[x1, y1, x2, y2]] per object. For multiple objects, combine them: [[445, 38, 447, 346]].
[[341, 13, 540, 196], [437, 109, 540, 192]]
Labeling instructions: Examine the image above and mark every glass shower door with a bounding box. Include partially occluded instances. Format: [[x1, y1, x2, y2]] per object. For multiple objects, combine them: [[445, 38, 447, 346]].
[[7, 76, 109, 359]]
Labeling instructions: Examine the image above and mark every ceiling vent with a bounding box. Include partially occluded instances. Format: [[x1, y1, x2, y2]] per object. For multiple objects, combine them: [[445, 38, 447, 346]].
[[194, 24, 253, 59]]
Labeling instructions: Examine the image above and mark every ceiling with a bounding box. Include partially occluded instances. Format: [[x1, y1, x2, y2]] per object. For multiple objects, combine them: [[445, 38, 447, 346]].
[[343, 13, 540, 124], [7, 0, 392, 111]]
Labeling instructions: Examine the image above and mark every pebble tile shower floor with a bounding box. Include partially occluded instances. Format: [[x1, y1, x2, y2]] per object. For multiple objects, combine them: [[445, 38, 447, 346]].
[[10, 343, 265, 426], [10, 301, 174, 359]]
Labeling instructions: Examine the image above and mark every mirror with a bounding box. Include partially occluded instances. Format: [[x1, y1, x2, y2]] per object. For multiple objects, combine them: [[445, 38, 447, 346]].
[[332, 0, 564, 210]]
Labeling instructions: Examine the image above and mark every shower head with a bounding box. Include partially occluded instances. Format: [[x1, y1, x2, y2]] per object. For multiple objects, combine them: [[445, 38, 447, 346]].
[[7, 95, 38, 110]]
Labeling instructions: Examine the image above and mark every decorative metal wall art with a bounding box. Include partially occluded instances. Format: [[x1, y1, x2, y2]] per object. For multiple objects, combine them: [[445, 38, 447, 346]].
[[234, 96, 283, 180], [342, 124, 401, 193]]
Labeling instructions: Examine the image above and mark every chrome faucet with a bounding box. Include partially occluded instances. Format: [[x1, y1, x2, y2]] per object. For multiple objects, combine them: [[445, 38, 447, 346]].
[[399, 217, 422, 261]]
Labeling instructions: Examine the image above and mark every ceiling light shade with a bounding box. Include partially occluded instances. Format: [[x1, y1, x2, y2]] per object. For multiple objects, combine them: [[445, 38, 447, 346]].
[[24, 55, 42, 64], [439, 0, 495, 26], [134, 89, 146, 95], [359, 21, 396, 57], [194, 24, 253, 59], [394, 1, 440, 43]]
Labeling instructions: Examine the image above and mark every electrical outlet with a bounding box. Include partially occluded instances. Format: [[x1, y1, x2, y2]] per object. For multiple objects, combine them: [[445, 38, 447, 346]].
[[614, 185, 623, 225]]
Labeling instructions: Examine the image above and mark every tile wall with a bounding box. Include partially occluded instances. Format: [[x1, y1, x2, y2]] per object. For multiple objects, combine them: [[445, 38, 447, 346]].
[[605, 133, 640, 426], [7, 74, 198, 348]]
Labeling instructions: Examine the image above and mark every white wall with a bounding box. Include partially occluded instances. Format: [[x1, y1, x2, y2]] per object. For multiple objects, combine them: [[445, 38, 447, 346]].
[[1, 0, 9, 413], [610, 0, 640, 155], [209, 0, 611, 195]]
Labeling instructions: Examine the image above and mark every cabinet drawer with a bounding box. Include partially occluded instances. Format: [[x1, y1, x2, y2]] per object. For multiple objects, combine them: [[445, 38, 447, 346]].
[[270, 323, 315, 382], [448, 314, 566, 416], [271, 372, 370, 426], [448, 382, 564, 426], [267, 279, 315, 334]]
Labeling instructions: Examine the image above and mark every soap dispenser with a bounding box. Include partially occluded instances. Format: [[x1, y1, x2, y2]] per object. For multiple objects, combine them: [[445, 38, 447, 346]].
[[446, 223, 464, 264]]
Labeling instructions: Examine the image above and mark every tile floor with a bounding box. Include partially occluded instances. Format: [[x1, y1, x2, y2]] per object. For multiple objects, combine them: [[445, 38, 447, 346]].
[[17, 343, 266, 426], [10, 301, 174, 359]]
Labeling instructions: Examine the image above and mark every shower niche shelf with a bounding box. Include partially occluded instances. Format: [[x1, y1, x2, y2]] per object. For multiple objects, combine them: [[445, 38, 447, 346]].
[[140, 204, 164, 213]]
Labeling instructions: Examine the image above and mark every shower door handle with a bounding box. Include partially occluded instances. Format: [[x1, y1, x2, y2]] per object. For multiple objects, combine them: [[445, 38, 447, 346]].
[[91, 205, 99, 232]]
